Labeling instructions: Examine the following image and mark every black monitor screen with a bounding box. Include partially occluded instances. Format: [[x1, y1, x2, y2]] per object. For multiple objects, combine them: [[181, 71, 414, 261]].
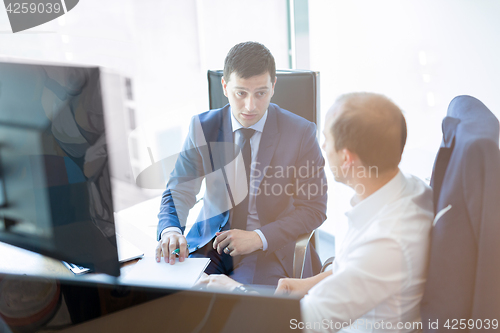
[[0, 62, 120, 277]]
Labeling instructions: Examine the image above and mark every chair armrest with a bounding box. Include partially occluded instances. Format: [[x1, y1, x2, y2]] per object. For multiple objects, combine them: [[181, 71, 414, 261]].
[[293, 230, 316, 279], [320, 256, 335, 273]]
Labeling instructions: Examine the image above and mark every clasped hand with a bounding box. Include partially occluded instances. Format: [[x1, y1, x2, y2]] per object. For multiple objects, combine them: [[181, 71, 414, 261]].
[[213, 229, 263, 256]]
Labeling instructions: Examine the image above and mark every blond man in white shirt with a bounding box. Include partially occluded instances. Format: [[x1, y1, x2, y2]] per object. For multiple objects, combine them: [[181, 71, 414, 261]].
[[278, 92, 433, 332], [198, 92, 433, 332]]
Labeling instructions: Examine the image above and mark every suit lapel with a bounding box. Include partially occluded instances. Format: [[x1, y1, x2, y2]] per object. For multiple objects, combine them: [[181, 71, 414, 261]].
[[206, 107, 233, 172], [218, 106, 233, 144], [207, 107, 236, 213], [431, 116, 460, 214], [218, 107, 233, 170], [254, 106, 281, 190]]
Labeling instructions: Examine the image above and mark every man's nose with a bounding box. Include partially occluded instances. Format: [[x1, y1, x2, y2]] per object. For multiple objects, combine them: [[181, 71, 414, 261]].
[[245, 96, 257, 111]]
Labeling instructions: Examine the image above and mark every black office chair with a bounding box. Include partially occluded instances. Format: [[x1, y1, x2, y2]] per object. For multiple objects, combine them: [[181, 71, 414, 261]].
[[207, 69, 321, 278], [420, 95, 500, 330]]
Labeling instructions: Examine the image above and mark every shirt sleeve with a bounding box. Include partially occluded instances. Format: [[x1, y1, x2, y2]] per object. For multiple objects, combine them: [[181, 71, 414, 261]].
[[160, 227, 182, 240], [253, 229, 268, 251], [300, 238, 406, 333]]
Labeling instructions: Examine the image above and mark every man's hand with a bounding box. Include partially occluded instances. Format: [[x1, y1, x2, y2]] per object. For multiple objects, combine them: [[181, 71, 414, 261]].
[[195, 273, 242, 292], [275, 271, 333, 298], [156, 231, 188, 265], [213, 230, 263, 256], [275, 278, 315, 298]]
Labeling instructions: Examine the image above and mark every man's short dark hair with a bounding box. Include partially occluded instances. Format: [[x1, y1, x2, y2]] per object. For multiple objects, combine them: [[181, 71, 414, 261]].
[[331, 92, 407, 173], [223, 42, 276, 83]]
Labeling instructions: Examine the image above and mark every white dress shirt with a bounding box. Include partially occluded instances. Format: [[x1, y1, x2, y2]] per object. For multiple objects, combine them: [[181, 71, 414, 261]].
[[301, 171, 433, 333], [162, 109, 269, 250]]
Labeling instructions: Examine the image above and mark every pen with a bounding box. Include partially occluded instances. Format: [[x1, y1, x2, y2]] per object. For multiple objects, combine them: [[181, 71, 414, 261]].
[[171, 244, 190, 256]]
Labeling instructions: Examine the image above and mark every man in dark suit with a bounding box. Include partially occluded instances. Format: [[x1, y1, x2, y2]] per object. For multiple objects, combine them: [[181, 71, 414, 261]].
[[155, 42, 327, 285]]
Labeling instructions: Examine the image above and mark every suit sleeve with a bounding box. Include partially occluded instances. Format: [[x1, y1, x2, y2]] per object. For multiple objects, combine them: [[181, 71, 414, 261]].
[[464, 139, 500, 323], [259, 122, 327, 254], [157, 116, 206, 240]]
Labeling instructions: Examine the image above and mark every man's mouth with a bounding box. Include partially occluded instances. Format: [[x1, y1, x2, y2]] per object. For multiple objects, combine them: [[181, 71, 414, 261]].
[[241, 113, 257, 119]]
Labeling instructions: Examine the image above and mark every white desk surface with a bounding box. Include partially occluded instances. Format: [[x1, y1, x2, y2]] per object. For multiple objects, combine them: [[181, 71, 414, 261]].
[[0, 219, 152, 284], [0, 195, 201, 285]]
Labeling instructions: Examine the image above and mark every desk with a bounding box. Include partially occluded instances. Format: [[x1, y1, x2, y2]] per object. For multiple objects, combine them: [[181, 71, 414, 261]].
[[0, 212, 155, 284], [0, 195, 196, 283], [61, 287, 301, 333], [0, 198, 301, 332]]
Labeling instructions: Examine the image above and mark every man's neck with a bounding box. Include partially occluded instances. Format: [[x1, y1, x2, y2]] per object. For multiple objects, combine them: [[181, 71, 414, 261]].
[[351, 168, 400, 202]]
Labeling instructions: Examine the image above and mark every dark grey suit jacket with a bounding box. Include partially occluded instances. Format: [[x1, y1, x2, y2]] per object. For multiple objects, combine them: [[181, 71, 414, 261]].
[[157, 103, 327, 278], [421, 95, 500, 331]]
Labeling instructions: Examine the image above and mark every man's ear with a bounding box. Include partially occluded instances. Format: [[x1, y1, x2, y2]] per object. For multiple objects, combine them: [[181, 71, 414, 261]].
[[221, 77, 228, 97], [341, 149, 356, 169], [270, 76, 277, 98]]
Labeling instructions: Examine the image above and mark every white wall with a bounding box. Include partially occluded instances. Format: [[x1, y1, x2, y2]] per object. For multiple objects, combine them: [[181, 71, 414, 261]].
[[0, 0, 289, 180], [309, 0, 500, 243]]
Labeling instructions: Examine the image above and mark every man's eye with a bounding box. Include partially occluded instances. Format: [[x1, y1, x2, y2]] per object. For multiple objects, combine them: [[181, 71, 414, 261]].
[[257, 92, 266, 97], [236, 91, 246, 97]]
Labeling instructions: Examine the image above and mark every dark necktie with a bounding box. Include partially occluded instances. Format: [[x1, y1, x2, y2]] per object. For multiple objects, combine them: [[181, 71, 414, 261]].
[[231, 128, 256, 230]]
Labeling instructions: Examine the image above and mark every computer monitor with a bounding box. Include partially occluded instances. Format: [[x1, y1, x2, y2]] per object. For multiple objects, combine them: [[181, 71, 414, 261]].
[[0, 60, 132, 277]]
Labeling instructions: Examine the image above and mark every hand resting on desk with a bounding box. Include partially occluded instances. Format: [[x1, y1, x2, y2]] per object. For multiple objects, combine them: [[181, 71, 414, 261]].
[[195, 273, 242, 292], [195, 270, 333, 297], [275, 271, 332, 297], [156, 231, 188, 265]]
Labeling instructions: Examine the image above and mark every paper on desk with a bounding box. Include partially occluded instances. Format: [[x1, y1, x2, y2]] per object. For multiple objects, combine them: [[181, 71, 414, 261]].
[[119, 256, 210, 289]]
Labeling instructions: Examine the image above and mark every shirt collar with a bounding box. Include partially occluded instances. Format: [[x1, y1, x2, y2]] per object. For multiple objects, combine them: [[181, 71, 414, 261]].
[[230, 109, 268, 133], [345, 170, 406, 229]]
